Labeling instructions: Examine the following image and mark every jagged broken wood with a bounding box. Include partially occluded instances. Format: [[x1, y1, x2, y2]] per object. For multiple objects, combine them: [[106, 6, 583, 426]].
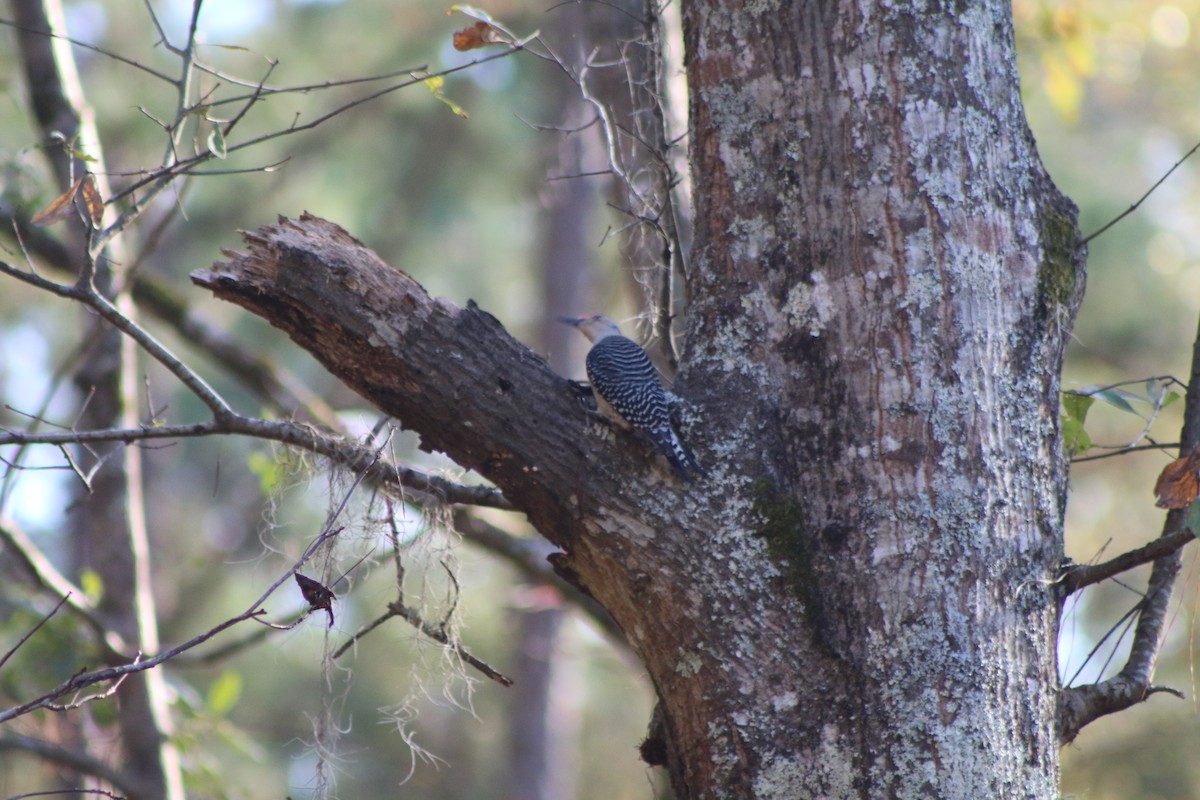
[[191, 213, 686, 551]]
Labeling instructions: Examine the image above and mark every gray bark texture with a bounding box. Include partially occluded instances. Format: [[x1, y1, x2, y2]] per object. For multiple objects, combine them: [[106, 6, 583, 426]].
[[194, 1, 1085, 797]]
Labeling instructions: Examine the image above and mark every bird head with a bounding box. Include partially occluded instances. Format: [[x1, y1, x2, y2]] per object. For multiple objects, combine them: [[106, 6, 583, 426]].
[[556, 314, 622, 343]]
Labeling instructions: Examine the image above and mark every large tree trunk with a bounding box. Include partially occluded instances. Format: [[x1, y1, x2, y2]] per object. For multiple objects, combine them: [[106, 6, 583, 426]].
[[674, 0, 1083, 795], [195, 1, 1084, 797]]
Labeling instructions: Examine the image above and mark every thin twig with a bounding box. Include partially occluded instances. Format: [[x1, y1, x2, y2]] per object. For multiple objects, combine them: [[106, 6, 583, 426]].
[[1071, 442, 1177, 463], [0, 594, 71, 671], [1065, 600, 1141, 687], [0, 524, 346, 724], [7, 790, 125, 800], [0, 15, 176, 83], [332, 601, 513, 687], [0, 416, 512, 509], [1081, 139, 1200, 246], [94, 46, 527, 255]]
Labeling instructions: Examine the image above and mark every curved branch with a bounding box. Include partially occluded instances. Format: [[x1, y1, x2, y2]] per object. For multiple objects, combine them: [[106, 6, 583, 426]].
[[1059, 312, 1200, 742], [0, 417, 513, 510], [0, 258, 233, 417], [1, 201, 343, 428]]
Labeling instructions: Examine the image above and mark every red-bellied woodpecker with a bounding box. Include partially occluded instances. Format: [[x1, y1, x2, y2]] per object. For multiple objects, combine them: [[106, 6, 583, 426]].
[[558, 314, 705, 482]]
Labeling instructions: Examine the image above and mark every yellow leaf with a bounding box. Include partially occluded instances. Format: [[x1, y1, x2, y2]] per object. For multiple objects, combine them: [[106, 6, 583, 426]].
[[421, 74, 468, 119], [80, 568, 104, 603], [207, 670, 243, 718], [1042, 53, 1082, 122]]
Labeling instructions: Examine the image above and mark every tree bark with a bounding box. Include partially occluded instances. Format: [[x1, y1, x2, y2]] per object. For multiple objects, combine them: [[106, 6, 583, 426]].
[[675, 0, 1082, 796], [194, 1, 1084, 797]]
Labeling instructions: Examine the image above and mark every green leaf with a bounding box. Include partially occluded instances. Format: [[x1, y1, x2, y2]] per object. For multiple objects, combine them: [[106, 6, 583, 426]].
[[206, 670, 242, 718], [247, 451, 284, 494], [1061, 392, 1094, 422], [1091, 388, 1139, 416], [1162, 390, 1181, 409], [1061, 415, 1092, 457], [207, 126, 228, 160], [1186, 499, 1200, 535]]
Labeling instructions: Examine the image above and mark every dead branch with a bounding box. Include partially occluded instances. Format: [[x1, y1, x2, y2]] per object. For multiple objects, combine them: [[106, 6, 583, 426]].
[[191, 214, 675, 546]]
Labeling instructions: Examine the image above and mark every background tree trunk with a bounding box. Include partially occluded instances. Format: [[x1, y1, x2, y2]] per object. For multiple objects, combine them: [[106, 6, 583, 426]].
[[12, 1, 180, 796]]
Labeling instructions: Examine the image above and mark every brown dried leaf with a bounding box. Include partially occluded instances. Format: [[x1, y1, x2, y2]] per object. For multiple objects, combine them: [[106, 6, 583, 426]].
[[453, 20, 505, 51], [30, 177, 84, 227], [295, 572, 336, 628], [1154, 450, 1200, 509], [79, 174, 104, 229], [30, 174, 105, 228]]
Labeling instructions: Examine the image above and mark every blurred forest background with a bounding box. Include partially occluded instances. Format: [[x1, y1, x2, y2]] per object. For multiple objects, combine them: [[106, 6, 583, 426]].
[[0, 0, 1198, 797]]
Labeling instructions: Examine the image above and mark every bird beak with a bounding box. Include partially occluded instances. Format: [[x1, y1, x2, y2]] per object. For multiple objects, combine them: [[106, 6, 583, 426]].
[[556, 316, 584, 327]]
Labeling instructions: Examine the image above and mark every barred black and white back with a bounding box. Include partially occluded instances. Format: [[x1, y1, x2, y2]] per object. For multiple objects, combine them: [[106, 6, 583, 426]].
[[577, 325, 706, 482]]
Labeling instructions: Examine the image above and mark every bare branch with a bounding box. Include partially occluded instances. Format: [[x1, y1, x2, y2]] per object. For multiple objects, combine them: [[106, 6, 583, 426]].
[[1058, 529, 1195, 596], [0, 258, 234, 417], [0, 524, 345, 725], [43, 660, 134, 712], [93, 45, 528, 256], [0, 733, 139, 795], [0, 15, 177, 84], [8, 790, 125, 800], [0, 210, 344, 427], [0, 416, 512, 509], [1070, 442, 1177, 463], [333, 601, 513, 687], [0, 249, 516, 510]]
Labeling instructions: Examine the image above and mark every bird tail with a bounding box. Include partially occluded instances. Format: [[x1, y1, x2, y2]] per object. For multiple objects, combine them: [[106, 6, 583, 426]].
[[648, 428, 707, 483]]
